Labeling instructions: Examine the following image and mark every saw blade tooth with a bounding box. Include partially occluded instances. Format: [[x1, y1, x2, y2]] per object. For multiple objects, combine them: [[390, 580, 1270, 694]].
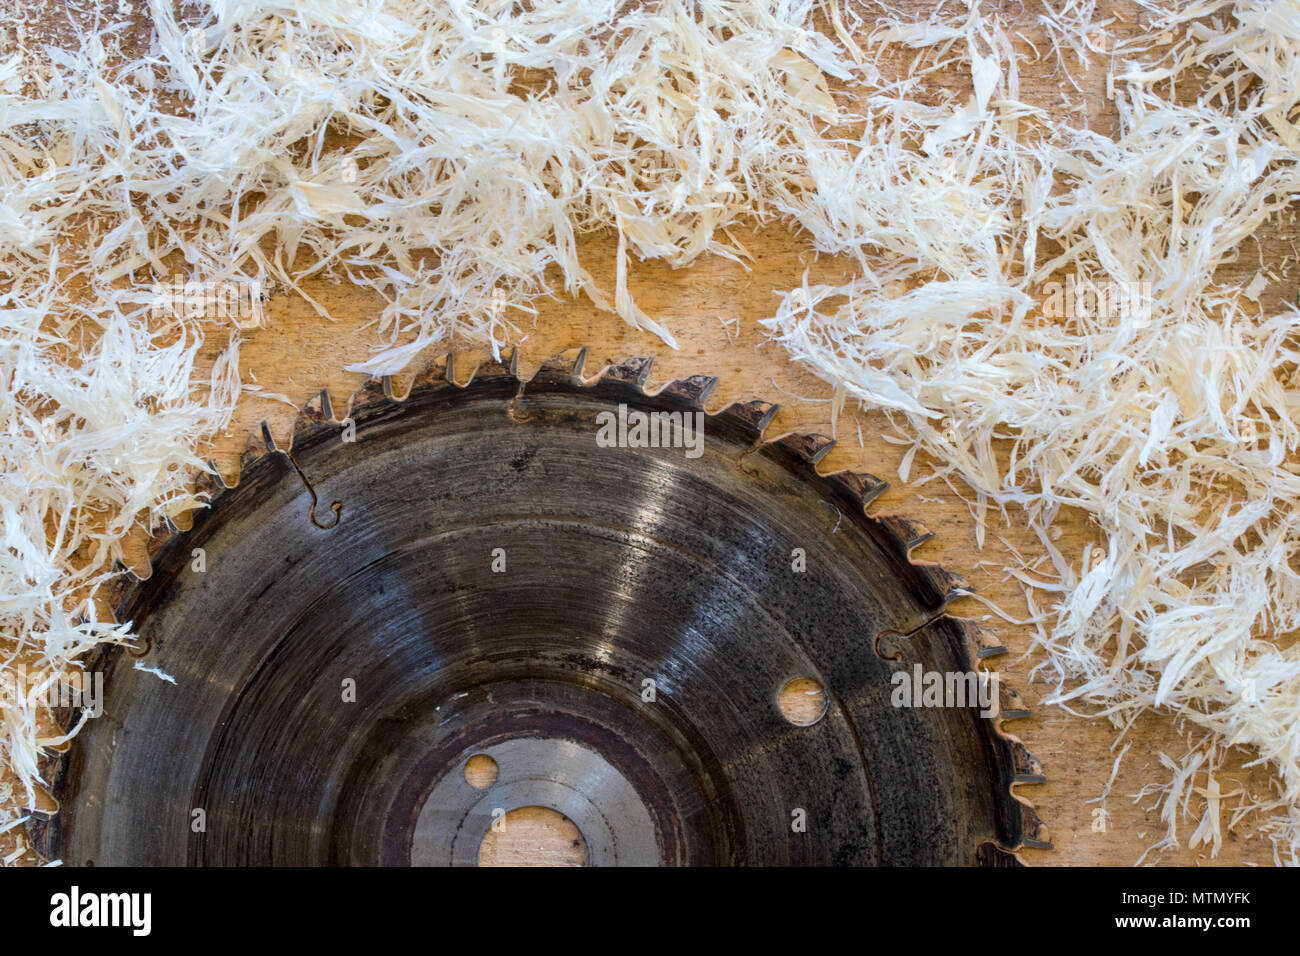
[[997, 682, 1033, 721], [145, 522, 174, 561], [22, 781, 58, 820], [471, 350, 520, 381], [939, 569, 971, 602], [194, 460, 226, 497], [878, 513, 934, 550], [533, 347, 589, 382], [975, 843, 1024, 867], [407, 354, 449, 392], [1018, 803, 1053, 849], [658, 374, 718, 407], [603, 355, 655, 386], [1011, 742, 1046, 784], [950, 618, 1006, 659], [239, 425, 270, 472], [832, 470, 889, 507], [259, 420, 279, 453], [774, 432, 836, 466], [721, 399, 780, 435], [313, 388, 335, 421], [353, 376, 389, 408], [293, 388, 336, 434]]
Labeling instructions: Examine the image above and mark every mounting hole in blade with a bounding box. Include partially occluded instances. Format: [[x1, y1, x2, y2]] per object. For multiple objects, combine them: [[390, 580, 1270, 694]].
[[778, 677, 828, 727], [464, 753, 499, 789]]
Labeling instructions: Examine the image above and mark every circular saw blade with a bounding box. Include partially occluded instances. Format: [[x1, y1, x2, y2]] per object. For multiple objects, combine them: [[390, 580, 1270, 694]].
[[34, 349, 1048, 866]]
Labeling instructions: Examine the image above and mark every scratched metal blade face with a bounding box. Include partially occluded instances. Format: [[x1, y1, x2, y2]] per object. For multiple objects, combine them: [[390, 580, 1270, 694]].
[[36, 354, 1040, 866]]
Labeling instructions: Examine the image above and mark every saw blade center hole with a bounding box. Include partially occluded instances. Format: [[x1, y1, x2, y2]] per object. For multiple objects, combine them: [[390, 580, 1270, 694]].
[[478, 807, 589, 867]]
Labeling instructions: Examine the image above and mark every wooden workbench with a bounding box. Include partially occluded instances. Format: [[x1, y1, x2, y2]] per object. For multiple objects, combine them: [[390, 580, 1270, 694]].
[[4, 0, 1292, 866]]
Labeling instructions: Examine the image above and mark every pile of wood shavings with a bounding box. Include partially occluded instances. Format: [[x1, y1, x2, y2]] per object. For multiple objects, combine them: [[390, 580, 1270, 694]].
[[0, 0, 1297, 863]]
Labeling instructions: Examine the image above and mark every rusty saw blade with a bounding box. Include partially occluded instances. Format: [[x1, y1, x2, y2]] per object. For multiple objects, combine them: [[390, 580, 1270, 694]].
[[32, 349, 1049, 866]]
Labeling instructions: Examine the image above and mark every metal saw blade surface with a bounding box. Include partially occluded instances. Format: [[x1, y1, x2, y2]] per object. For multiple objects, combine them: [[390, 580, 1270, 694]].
[[36, 353, 1044, 866]]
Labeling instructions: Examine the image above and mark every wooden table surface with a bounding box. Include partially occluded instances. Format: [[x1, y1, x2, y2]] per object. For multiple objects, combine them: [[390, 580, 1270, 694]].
[[4, 0, 1293, 866]]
